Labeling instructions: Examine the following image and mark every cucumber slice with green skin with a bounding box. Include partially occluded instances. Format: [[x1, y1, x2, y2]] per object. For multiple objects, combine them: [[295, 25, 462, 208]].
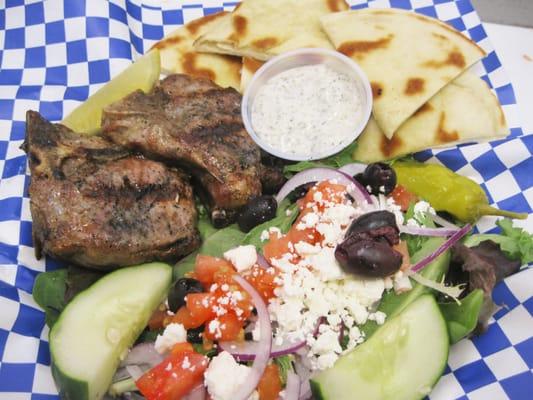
[[362, 237, 450, 337], [311, 295, 449, 400], [50, 262, 172, 400]]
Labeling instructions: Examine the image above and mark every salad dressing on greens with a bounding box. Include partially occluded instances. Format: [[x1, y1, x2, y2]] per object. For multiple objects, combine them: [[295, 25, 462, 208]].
[[251, 64, 363, 157]]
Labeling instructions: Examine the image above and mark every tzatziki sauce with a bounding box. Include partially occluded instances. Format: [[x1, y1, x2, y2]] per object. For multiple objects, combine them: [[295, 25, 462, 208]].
[[251, 64, 362, 157]]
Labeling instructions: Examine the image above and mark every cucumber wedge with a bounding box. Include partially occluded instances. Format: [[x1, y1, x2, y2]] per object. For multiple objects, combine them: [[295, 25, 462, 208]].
[[50, 263, 172, 400], [311, 295, 449, 400]]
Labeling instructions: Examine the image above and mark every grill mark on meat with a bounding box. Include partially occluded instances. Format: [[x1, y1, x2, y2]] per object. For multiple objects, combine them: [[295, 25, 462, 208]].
[[24, 111, 200, 270], [102, 74, 263, 226]]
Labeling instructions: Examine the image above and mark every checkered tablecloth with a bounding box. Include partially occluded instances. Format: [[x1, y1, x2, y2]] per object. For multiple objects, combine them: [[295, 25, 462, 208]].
[[0, 1, 532, 399]]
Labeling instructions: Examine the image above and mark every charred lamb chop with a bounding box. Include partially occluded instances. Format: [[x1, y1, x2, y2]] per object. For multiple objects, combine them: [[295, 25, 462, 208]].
[[101, 74, 263, 227], [23, 111, 200, 270]]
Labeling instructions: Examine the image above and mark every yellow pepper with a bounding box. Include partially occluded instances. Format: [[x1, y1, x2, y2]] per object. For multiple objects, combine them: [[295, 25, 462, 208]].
[[393, 161, 527, 223]]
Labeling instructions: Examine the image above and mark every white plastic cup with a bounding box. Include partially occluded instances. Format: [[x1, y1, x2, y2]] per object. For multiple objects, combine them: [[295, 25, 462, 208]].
[[241, 48, 373, 161]]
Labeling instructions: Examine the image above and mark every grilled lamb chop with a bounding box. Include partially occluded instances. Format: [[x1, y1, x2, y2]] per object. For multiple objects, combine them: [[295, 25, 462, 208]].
[[23, 111, 200, 270], [101, 74, 262, 227]]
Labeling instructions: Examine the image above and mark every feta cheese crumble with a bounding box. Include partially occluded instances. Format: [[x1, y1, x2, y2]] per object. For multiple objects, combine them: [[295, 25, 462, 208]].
[[204, 351, 258, 400], [224, 245, 257, 273], [154, 323, 187, 354]]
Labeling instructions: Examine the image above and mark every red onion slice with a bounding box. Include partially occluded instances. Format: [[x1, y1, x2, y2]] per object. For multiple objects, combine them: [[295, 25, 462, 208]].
[[232, 275, 272, 400], [219, 338, 306, 361], [183, 384, 207, 400], [298, 379, 312, 400], [125, 365, 144, 381], [284, 371, 301, 400], [120, 342, 164, 368], [410, 224, 472, 273], [275, 167, 371, 206], [338, 162, 367, 177], [429, 213, 460, 229], [399, 225, 459, 237], [256, 253, 271, 270]]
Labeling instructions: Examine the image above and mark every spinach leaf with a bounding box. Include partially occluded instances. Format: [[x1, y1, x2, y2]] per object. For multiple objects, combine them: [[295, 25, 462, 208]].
[[465, 219, 533, 264], [33, 269, 67, 327], [283, 141, 358, 177], [439, 289, 484, 344]]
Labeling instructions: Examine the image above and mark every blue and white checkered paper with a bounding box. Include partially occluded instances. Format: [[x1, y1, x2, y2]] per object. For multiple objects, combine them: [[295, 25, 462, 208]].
[[0, 0, 532, 399]]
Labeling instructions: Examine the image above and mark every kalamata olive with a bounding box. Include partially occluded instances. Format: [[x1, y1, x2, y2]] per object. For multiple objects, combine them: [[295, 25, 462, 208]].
[[361, 163, 397, 195], [237, 195, 278, 232], [335, 238, 403, 278], [168, 278, 204, 312], [187, 326, 204, 343], [288, 182, 316, 202], [346, 210, 399, 245]]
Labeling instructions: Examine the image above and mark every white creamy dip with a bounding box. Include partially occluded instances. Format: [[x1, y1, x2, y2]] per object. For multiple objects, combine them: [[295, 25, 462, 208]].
[[251, 64, 362, 158]]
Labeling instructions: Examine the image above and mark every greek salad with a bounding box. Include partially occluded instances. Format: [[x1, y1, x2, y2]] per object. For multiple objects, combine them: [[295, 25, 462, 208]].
[[35, 161, 533, 400]]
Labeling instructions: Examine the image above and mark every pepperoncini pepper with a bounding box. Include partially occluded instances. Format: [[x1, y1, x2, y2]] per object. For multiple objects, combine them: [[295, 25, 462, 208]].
[[393, 161, 527, 223]]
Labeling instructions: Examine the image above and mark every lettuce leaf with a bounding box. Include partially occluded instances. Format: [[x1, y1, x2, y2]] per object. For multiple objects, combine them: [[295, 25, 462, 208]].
[[464, 219, 533, 265], [439, 289, 484, 344]]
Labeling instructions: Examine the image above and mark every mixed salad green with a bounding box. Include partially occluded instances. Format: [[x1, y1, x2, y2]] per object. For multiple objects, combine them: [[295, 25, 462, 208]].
[[33, 160, 533, 400]]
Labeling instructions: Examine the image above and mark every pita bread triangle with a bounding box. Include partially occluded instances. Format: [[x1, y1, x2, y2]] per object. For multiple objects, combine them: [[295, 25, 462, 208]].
[[321, 8, 486, 138], [152, 12, 241, 90], [194, 0, 349, 61], [353, 72, 508, 162]]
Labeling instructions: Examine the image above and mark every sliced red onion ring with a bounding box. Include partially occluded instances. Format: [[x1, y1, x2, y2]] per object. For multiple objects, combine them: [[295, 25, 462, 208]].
[[399, 225, 459, 237], [232, 275, 272, 400], [298, 379, 312, 400], [410, 224, 472, 273], [275, 167, 371, 206], [338, 162, 367, 177], [120, 342, 164, 368], [183, 384, 207, 400], [256, 253, 271, 270], [219, 338, 306, 361], [125, 365, 144, 381], [284, 371, 301, 400], [429, 213, 460, 229], [313, 316, 327, 337]]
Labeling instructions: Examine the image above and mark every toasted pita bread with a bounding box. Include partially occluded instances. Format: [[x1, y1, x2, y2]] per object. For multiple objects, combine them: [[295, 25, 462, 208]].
[[240, 57, 264, 93], [321, 8, 485, 138], [152, 12, 241, 90], [194, 0, 349, 61], [353, 72, 508, 162]]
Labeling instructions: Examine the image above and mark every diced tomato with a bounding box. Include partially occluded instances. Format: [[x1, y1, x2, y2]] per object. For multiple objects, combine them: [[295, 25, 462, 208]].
[[186, 293, 217, 324], [194, 255, 234, 286], [263, 232, 293, 261], [147, 307, 168, 331], [257, 363, 282, 400], [136, 347, 208, 400], [393, 240, 411, 271], [171, 306, 205, 329], [203, 312, 243, 341], [390, 185, 418, 212], [288, 226, 320, 246], [301, 181, 347, 210], [246, 265, 279, 302], [170, 342, 194, 355]]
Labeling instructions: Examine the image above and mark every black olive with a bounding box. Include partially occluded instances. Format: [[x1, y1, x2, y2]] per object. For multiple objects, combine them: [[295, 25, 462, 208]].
[[168, 278, 204, 312], [335, 238, 403, 278], [288, 182, 316, 202], [237, 195, 278, 232], [361, 163, 397, 196], [346, 210, 399, 245], [187, 326, 204, 343]]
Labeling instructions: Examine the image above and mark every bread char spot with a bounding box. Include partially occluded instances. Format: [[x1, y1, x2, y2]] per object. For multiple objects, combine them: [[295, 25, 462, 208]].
[[243, 57, 264, 74], [413, 102, 433, 116], [152, 35, 182, 50], [233, 15, 247, 36], [371, 82, 384, 99], [337, 35, 393, 59], [423, 50, 466, 69], [436, 112, 459, 143], [405, 78, 425, 95], [380, 133, 403, 158], [182, 53, 216, 81], [327, 0, 350, 12], [186, 11, 227, 35], [432, 32, 448, 41], [252, 37, 279, 50]]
